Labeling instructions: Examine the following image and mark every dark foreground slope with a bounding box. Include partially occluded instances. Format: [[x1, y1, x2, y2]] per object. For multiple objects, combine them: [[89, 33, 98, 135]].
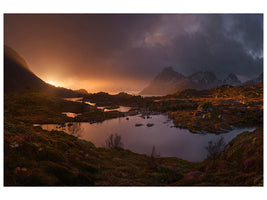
[[4, 46, 86, 97], [4, 113, 263, 186]]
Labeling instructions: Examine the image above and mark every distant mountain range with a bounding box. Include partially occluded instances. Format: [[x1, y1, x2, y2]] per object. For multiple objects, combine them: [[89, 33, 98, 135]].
[[242, 73, 263, 86], [140, 67, 262, 95], [4, 45, 88, 97]]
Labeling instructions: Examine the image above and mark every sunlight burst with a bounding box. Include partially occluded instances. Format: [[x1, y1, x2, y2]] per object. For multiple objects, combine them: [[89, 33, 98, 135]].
[[47, 80, 58, 87]]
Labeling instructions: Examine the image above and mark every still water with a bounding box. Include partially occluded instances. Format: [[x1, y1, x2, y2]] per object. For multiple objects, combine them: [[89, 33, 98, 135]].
[[97, 106, 132, 112], [63, 97, 131, 112], [36, 115, 255, 162]]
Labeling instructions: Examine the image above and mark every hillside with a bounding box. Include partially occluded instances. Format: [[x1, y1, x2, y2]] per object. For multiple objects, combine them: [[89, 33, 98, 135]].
[[4, 91, 263, 186], [4, 45, 87, 97]]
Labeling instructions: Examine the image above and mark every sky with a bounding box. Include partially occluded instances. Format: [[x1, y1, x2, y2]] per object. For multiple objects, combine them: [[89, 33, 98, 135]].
[[4, 14, 263, 94]]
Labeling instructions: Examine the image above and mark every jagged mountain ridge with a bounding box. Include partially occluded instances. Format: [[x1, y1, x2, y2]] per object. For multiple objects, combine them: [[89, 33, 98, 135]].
[[140, 67, 245, 95], [242, 73, 263, 86], [140, 67, 187, 95], [4, 45, 87, 97], [223, 73, 242, 86]]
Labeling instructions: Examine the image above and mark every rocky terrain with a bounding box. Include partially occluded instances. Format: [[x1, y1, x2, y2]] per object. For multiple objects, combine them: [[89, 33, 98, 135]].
[[4, 90, 263, 186]]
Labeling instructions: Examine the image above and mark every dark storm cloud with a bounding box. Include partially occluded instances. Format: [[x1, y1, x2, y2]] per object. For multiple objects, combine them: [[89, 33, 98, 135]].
[[114, 14, 263, 79], [222, 14, 263, 57], [4, 14, 263, 92], [4, 14, 161, 78], [152, 14, 264, 79]]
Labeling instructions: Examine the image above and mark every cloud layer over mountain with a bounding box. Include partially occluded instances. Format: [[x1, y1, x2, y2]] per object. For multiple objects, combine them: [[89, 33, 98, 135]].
[[4, 14, 263, 93]]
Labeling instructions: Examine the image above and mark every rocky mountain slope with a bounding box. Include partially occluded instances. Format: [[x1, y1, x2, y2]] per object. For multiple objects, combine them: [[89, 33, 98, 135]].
[[222, 73, 241, 86], [140, 67, 187, 95], [140, 67, 246, 95], [242, 73, 263, 86]]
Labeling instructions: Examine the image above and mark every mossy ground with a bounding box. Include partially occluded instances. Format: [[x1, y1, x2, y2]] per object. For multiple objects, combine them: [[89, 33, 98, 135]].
[[4, 90, 263, 186], [146, 83, 263, 133]]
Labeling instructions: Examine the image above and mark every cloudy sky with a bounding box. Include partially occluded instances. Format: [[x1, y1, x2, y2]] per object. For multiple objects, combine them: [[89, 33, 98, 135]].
[[4, 14, 263, 93]]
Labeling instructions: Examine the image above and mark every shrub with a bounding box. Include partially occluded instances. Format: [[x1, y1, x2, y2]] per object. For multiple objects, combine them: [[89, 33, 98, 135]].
[[105, 133, 123, 149], [206, 137, 225, 160]]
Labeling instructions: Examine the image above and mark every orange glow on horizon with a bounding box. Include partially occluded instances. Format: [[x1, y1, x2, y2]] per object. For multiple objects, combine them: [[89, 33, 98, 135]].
[[47, 80, 60, 87], [44, 77, 147, 95]]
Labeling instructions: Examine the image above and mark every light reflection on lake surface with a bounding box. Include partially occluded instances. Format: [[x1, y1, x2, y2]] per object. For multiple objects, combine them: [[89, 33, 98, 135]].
[[63, 97, 132, 112], [63, 97, 83, 102], [97, 106, 132, 112], [62, 112, 81, 118], [36, 115, 256, 162]]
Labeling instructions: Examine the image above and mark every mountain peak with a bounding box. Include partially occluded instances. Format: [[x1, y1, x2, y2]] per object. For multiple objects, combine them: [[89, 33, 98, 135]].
[[228, 73, 239, 80], [223, 73, 241, 86], [156, 67, 185, 80], [139, 67, 185, 95], [189, 71, 217, 85], [162, 66, 175, 72], [242, 73, 263, 86]]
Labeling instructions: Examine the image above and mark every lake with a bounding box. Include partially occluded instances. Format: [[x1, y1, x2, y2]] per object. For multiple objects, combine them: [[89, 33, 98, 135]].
[[63, 97, 132, 112], [35, 114, 256, 162]]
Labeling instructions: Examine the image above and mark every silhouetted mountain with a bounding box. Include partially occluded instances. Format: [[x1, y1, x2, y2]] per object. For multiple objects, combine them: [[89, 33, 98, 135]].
[[140, 67, 223, 95], [222, 73, 242, 86], [4, 45, 87, 97], [188, 71, 220, 89], [242, 73, 263, 86], [139, 67, 250, 95], [74, 89, 88, 95], [139, 67, 187, 95]]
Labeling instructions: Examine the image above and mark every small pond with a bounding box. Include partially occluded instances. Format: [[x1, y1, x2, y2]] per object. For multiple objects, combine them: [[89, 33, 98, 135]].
[[35, 114, 256, 162]]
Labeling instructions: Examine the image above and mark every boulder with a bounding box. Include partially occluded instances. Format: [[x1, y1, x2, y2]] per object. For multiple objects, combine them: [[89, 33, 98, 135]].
[[218, 114, 225, 121], [197, 102, 214, 113], [146, 123, 154, 127], [202, 113, 211, 120]]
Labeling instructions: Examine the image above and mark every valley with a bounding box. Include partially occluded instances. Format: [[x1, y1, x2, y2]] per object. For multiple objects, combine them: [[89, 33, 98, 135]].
[[3, 14, 263, 187], [4, 80, 263, 185]]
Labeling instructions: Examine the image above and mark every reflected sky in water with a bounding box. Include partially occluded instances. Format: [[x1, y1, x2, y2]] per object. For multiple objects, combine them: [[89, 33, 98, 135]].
[[36, 115, 256, 162]]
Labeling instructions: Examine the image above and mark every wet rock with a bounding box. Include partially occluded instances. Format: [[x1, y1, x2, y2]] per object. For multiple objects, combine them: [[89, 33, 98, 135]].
[[202, 113, 211, 120], [146, 123, 154, 127], [60, 123, 66, 127], [194, 111, 203, 116], [10, 142, 19, 148], [218, 114, 225, 121], [197, 102, 214, 113]]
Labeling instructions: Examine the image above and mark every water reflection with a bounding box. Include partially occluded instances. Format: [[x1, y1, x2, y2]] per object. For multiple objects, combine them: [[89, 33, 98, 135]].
[[62, 112, 81, 118], [35, 115, 256, 162], [68, 122, 84, 137], [97, 106, 132, 112], [62, 97, 131, 112]]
